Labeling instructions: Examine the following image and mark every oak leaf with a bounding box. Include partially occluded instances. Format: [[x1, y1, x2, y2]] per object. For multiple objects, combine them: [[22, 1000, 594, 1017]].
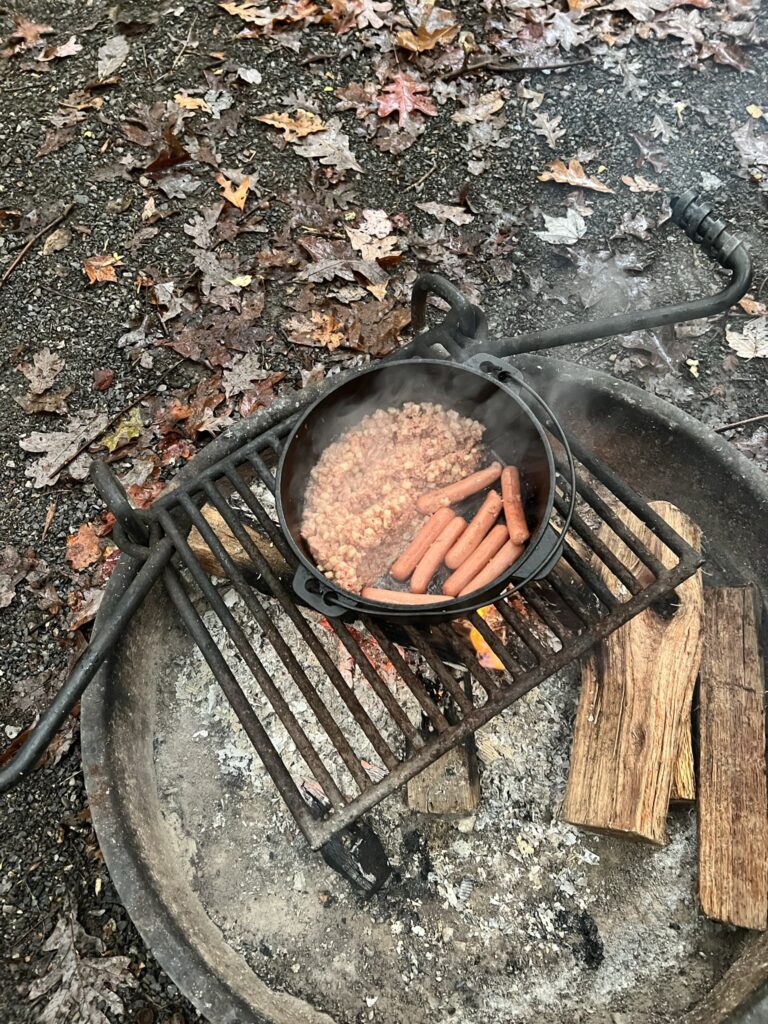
[[216, 173, 251, 209], [538, 158, 614, 193], [83, 253, 124, 284], [377, 73, 437, 128], [255, 109, 326, 141], [174, 93, 211, 113], [286, 310, 347, 350], [293, 117, 362, 172], [16, 348, 65, 394], [8, 15, 54, 47], [36, 35, 82, 61], [416, 202, 474, 225], [396, 3, 459, 52], [621, 174, 661, 193]]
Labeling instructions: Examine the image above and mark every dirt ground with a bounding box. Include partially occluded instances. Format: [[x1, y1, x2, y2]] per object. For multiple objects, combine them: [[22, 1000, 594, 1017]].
[[1, 1, 767, 1022]]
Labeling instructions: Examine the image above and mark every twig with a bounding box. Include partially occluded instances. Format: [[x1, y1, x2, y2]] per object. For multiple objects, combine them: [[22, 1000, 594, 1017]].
[[156, 14, 198, 82], [714, 412, 768, 433], [404, 161, 438, 193], [0, 203, 75, 291], [299, 53, 331, 65], [439, 56, 593, 83], [59, 357, 187, 472]]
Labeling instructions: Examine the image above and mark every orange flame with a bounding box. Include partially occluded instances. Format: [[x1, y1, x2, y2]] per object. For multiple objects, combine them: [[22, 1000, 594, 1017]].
[[467, 606, 505, 671]]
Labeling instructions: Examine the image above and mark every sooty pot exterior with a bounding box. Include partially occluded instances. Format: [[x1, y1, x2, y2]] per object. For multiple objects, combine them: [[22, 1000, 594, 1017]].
[[276, 358, 563, 623]]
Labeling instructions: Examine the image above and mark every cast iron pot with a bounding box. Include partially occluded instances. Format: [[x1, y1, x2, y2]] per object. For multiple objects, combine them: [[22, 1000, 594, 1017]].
[[276, 355, 575, 623]]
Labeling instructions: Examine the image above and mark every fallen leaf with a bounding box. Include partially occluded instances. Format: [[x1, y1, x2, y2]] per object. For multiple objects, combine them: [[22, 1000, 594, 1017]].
[[67, 587, 104, 631], [531, 112, 565, 150], [396, 3, 459, 52], [94, 368, 115, 391], [83, 253, 124, 284], [534, 209, 587, 246], [174, 92, 211, 113], [237, 66, 263, 84], [66, 524, 102, 570], [726, 317, 768, 359], [738, 296, 768, 316], [20, 412, 109, 488], [377, 73, 437, 128], [612, 209, 652, 241], [747, 104, 763, 119], [255, 109, 326, 141], [0, 546, 36, 609], [16, 348, 65, 394], [287, 309, 347, 350], [451, 91, 505, 125], [216, 172, 251, 210], [699, 39, 753, 72], [538, 158, 614, 193], [100, 406, 143, 453], [37, 126, 77, 158], [633, 132, 669, 172], [345, 227, 401, 261], [37, 35, 82, 61], [16, 389, 72, 415], [7, 15, 54, 48], [42, 226, 71, 255], [416, 201, 474, 225], [297, 235, 386, 284], [293, 117, 363, 172], [621, 174, 661, 193], [97, 35, 129, 79]]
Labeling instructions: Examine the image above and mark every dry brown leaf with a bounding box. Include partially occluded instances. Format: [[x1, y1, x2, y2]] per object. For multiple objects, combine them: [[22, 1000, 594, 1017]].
[[396, 4, 459, 52], [286, 310, 347, 350], [621, 174, 661, 193], [377, 73, 437, 128], [42, 226, 71, 255], [345, 227, 401, 261], [36, 35, 82, 61], [16, 348, 65, 394], [739, 296, 768, 316], [8, 15, 54, 48], [538, 158, 614, 194], [216, 173, 251, 210], [174, 93, 212, 113], [66, 524, 102, 570], [255, 109, 326, 141], [83, 253, 124, 284]]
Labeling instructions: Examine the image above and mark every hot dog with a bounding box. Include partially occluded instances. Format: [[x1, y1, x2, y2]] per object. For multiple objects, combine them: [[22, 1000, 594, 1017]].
[[501, 465, 529, 545], [443, 524, 509, 597], [457, 539, 524, 597], [444, 489, 502, 569], [416, 462, 502, 516], [410, 516, 467, 594], [390, 507, 455, 582], [361, 587, 452, 605]]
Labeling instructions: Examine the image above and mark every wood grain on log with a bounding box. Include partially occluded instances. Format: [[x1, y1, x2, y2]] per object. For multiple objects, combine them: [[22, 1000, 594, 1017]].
[[698, 585, 768, 931], [562, 501, 703, 844], [187, 506, 290, 582]]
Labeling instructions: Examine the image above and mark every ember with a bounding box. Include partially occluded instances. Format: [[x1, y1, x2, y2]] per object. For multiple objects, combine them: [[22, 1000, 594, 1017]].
[[465, 605, 506, 671]]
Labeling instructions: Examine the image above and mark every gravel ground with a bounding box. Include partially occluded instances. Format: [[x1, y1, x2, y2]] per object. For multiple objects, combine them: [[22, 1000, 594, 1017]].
[[1, 1, 767, 1022]]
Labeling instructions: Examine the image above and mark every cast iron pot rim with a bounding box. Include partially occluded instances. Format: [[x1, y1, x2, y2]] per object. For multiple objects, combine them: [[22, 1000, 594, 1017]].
[[274, 356, 556, 615]]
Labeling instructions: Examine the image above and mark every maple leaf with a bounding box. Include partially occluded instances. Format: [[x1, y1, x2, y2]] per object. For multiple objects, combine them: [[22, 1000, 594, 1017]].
[[293, 117, 362, 172], [396, 3, 459, 52], [538, 158, 614, 194], [83, 253, 124, 284], [255, 109, 326, 141], [16, 348, 65, 395], [726, 317, 768, 359], [36, 35, 82, 61], [534, 209, 587, 246], [621, 174, 661, 193], [66, 524, 103, 570], [377, 73, 436, 128], [297, 235, 386, 284], [216, 172, 251, 209]]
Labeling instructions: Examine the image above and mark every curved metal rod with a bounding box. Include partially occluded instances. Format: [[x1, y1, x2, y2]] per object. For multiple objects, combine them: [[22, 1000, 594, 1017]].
[[488, 190, 753, 356]]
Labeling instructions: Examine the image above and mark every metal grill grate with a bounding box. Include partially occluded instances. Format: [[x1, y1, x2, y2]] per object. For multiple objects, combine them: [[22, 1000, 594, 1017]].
[[145, 413, 703, 852]]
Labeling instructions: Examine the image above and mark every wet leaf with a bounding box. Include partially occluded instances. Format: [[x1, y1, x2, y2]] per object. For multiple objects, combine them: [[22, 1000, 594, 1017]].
[[66, 524, 102, 570], [633, 132, 669, 172], [216, 172, 251, 209], [738, 296, 768, 316], [29, 912, 136, 1022], [699, 39, 753, 72], [37, 35, 82, 61], [97, 35, 129, 79], [377, 73, 437, 128], [16, 389, 72, 415], [255, 109, 326, 141], [726, 317, 768, 359], [83, 253, 124, 284], [531, 112, 565, 151], [297, 235, 386, 284], [42, 226, 71, 255], [100, 406, 143, 453], [16, 348, 65, 394], [37, 127, 77, 158], [174, 92, 211, 113], [538, 158, 614, 193], [345, 227, 401, 261], [396, 3, 459, 52], [67, 587, 104, 632], [451, 91, 505, 125], [20, 412, 109, 488], [534, 209, 587, 245], [621, 174, 661, 192], [94, 368, 115, 391], [237, 66, 262, 84], [731, 120, 768, 175], [293, 117, 363, 172], [612, 209, 652, 241], [286, 309, 347, 350], [416, 201, 474, 225], [7, 15, 55, 48], [0, 546, 36, 609]]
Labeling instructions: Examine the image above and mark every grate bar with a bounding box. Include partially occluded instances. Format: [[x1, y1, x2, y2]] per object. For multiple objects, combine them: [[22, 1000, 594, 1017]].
[[555, 494, 641, 597], [162, 565, 324, 842], [494, 599, 548, 663], [201, 482, 402, 773], [396, 624, 475, 714], [178, 493, 388, 788], [160, 509, 353, 804], [518, 584, 570, 644], [558, 538, 620, 612], [465, 612, 523, 676], [431, 623, 500, 694]]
